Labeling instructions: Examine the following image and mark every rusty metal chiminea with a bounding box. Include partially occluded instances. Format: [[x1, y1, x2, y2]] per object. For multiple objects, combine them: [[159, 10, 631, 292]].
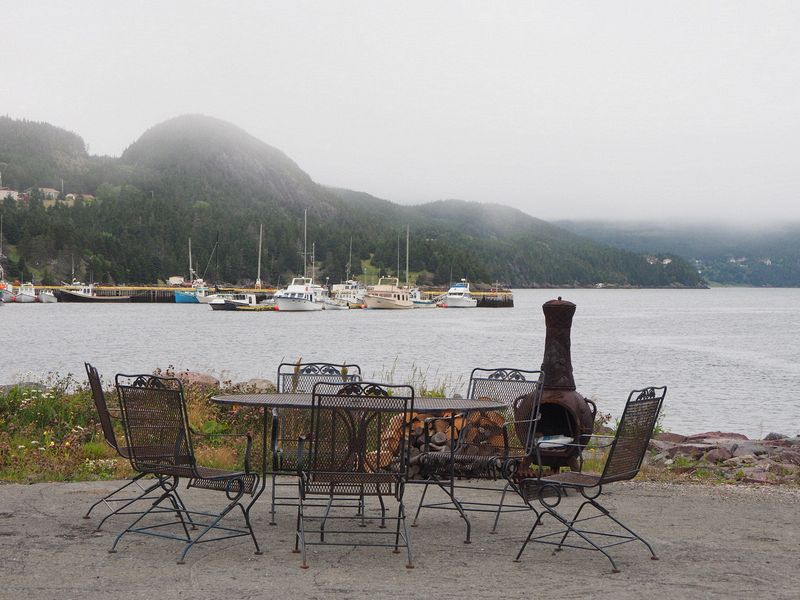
[[518, 297, 596, 471]]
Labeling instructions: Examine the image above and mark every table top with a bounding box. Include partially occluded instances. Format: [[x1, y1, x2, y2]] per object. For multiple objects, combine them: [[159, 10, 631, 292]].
[[211, 392, 506, 412]]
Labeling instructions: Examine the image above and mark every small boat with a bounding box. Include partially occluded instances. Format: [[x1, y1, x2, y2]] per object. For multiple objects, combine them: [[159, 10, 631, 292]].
[[331, 279, 366, 307], [439, 279, 477, 308], [56, 282, 131, 302], [363, 277, 413, 310], [14, 282, 37, 303], [410, 288, 436, 308], [235, 304, 276, 312], [38, 289, 58, 303], [273, 277, 327, 311], [209, 293, 258, 311]]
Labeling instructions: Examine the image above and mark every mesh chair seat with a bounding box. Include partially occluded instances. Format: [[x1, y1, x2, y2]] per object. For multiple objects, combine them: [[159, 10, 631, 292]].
[[305, 472, 400, 497], [522, 471, 600, 500], [421, 450, 505, 479], [190, 469, 259, 494]]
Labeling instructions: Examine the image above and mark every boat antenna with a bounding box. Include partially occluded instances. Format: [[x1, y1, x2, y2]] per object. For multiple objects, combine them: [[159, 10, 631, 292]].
[[405, 225, 410, 289], [256, 223, 263, 289], [201, 232, 219, 281], [346, 236, 352, 281], [188, 237, 194, 280]]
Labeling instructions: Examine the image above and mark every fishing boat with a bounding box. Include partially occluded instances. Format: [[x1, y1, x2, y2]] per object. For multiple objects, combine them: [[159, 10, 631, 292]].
[[273, 277, 327, 311], [209, 293, 258, 311], [439, 279, 477, 308], [410, 287, 436, 308], [38, 289, 58, 303], [363, 277, 413, 309], [331, 280, 366, 307], [13, 282, 36, 303], [55, 282, 131, 302]]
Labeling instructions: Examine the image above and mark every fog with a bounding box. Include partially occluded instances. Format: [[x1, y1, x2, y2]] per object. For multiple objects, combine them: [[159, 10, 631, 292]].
[[3, 1, 799, 223]]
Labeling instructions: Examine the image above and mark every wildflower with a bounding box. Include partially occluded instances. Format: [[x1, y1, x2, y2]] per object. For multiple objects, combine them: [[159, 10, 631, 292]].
[[17, 445, 25, 449], [30, 441, 39, 445], [64, 442, 70, 447], [49, 441, 55, 447], [38, 447, 45, 451]]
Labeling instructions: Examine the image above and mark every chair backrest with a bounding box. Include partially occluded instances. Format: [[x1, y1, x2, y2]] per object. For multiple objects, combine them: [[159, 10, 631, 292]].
[[600, 386, 667, 484], [307, 381, 414, 485], [277, 362, 362, 393], [468, 367, 543, 407], [85, 362, 119, 451], [115, 373, 195, 475]]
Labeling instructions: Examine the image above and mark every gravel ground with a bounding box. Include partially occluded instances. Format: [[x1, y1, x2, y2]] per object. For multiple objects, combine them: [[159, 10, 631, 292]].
[[0, 480, 798, 600]]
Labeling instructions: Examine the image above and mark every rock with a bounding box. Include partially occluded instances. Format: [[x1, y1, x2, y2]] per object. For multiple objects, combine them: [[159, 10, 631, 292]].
[[649, 439, 675, 452], [175, 371, 220, 387], [764, 432, 788, 441], [685, 431, 749, 441], [702, 447, 733, 463], [655, 432, 687, 443], [242, 378, 275, 392], [732, 441, 768, 457], [667, 443, 716, 459]]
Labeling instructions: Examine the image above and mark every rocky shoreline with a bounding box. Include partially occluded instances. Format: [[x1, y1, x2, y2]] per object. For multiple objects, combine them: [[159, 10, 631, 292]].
[[648, 430, 800, 485]]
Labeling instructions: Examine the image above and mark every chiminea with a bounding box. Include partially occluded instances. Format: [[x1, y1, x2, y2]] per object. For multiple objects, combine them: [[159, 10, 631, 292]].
[[516, 297, 595, 471]]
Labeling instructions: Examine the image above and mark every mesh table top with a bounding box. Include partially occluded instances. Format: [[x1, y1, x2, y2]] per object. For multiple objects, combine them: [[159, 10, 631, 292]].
[[211, 393, 506, 412]]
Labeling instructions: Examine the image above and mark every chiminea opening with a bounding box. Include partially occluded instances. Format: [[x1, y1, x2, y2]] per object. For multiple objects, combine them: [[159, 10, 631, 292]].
[[537, 404, 575, 438]]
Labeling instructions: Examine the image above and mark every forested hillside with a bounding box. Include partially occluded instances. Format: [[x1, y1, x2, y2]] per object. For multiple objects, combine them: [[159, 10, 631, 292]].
[[0, 115, 704, 288]]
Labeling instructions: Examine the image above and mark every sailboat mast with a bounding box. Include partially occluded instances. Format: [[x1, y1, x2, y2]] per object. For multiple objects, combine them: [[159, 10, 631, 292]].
[[303, 208, 308, 278], [405, 225, 410, 289], [346, 237, 352, 281], [311, 242, 315, 282], [188, 237, 193, 280], [256, 224, 263, 288], [396, 233, 400, 279]]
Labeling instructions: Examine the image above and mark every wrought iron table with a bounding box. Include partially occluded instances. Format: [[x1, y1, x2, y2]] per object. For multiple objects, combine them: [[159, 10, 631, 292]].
[[210, 392, 506, 518]]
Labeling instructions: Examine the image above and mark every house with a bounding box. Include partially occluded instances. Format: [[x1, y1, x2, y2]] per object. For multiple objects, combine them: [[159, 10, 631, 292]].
[[0, 187, 19, 201], [24, 187, 60, 200]]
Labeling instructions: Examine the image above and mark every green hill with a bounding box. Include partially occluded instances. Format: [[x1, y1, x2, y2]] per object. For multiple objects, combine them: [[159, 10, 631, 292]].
[[0, 115, 704, 288]]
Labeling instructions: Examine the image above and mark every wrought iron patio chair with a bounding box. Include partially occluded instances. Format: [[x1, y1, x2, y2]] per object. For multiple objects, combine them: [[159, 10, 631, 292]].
[[82, 363, 175, 530], [268, 362, 362, 524], [414, 367, 544, 543], [109, 373, 261, 564], [295, 381, 415, 568], [514, 385, 667, 573]]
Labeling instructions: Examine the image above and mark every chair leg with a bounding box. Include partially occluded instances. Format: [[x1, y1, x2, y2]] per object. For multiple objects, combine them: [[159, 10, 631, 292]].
[[378, 494, 387, 528], [555, 499, 591, 552], [490, 481, 512, 534], [587, 497, 659, 561], [298, 500, 309, 569], [237, 501, 262, 555], [411, 482, 430, 527], [177, 493, 241, 565], [320, 496, 334, 542], [513, 510, 545, 562], [94, 476, 162, 531], [293, 504, 302, 554], [400, 502, 414, 569], [270, 472, 278, 525], [539, 503, 621, 573], [109, 487, 174, 555], [431, 477, 471, 543], [84, 472, 149, 520]]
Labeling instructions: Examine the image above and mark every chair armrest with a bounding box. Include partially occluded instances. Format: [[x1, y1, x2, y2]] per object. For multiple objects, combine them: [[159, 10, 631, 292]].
[[271, 409, 280, 471]]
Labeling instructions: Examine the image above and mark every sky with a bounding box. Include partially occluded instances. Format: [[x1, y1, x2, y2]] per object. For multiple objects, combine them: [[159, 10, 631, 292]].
[[2, 1, 799, 223]]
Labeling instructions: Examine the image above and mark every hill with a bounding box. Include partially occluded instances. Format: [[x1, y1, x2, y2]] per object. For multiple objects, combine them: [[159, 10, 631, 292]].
[[0, 115, 703, 288], [557, 220, 800, 286]]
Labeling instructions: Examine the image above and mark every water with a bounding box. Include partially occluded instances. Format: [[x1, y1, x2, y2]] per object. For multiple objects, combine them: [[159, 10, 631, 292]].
[[3, 288, 799, 438]]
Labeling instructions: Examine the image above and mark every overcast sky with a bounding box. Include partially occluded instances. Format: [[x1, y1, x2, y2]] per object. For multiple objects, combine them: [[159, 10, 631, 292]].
[[3, 1, 799, 222]]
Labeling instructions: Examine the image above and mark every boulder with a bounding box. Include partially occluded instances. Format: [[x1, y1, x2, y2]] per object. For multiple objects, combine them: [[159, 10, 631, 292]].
[[764, 432, 788, 441], [702, 447, 733, 463], [176, 371, 220, 387], [655, 432, 687, 443], [685, 431, 749, 442], [242, 378, 275, 392], [667, 443, 716, 459]]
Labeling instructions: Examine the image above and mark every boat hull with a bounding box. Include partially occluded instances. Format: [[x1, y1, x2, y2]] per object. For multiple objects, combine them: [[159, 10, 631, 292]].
[[275, 297, 324, 311], [175, 290, 200, 304], [441, 296, 478, 308], [38, 291, 58, 303], [55, 290, 131, 302], [14, 293, 37, 303], [363, 295, 413, 309]]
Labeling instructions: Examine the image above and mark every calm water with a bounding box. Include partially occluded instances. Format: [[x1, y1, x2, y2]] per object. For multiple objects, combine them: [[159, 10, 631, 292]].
[[3, 288, 799, 438]]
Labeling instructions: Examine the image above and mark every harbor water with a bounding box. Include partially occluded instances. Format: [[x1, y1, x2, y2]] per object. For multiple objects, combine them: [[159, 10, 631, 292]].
[[3, 288, 799, 438]]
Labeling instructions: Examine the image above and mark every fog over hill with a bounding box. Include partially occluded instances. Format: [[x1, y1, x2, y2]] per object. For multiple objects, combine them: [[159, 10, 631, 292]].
[[0, 115, 703, 288]]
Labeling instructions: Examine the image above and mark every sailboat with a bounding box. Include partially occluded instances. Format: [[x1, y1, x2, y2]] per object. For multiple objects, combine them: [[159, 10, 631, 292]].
[[175, 238, 213, 303], [363, 226, 413, 309]]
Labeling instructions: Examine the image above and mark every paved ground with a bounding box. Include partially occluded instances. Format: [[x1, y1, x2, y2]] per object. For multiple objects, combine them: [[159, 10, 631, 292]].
[[0, 479, 798, 599]]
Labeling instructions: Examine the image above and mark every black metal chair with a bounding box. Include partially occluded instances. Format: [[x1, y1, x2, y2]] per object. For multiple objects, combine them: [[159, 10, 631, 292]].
[[109, 373, 261, 564], [295, 381, 414, 569], [268, 362, 362, 524], [514, 385, 667, 573], [414, 368, 544, 543], [82, 363, 170, 529]]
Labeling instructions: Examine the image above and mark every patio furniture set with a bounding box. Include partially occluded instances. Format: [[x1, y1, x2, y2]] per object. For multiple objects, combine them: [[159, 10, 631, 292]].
[[82, 361, 666, 573]]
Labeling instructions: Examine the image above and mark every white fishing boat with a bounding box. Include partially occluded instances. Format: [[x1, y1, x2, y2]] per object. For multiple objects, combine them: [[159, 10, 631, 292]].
[[38, 289, 58, 303], [331, 280, 366, 307], [56, 281, 131, 302], [209, 293, 258, 311], [410, 287, 436, 308], [15, 282, 37, 303], [274, 277, 327, 311], [439, 279, 478, 308], [364, 277, 413, 309]]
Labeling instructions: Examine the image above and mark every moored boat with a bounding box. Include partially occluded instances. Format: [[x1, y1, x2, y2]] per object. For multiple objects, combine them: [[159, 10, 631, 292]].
[[14, 282, 37, 303], [331, 279, 366, 307], [363, 277, 413, 310], [55, 282, 131, 302], [273, 277, 327, 311], [410, 287, 436, 308], [439, 279, 477, 308], [38, 289, 58, 303], [209, 293, 258, 311]]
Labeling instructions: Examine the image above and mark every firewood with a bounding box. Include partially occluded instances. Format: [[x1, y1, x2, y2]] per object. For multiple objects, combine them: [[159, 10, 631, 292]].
[[430, 432, 448, 445], [433, 419, 449, 434]]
